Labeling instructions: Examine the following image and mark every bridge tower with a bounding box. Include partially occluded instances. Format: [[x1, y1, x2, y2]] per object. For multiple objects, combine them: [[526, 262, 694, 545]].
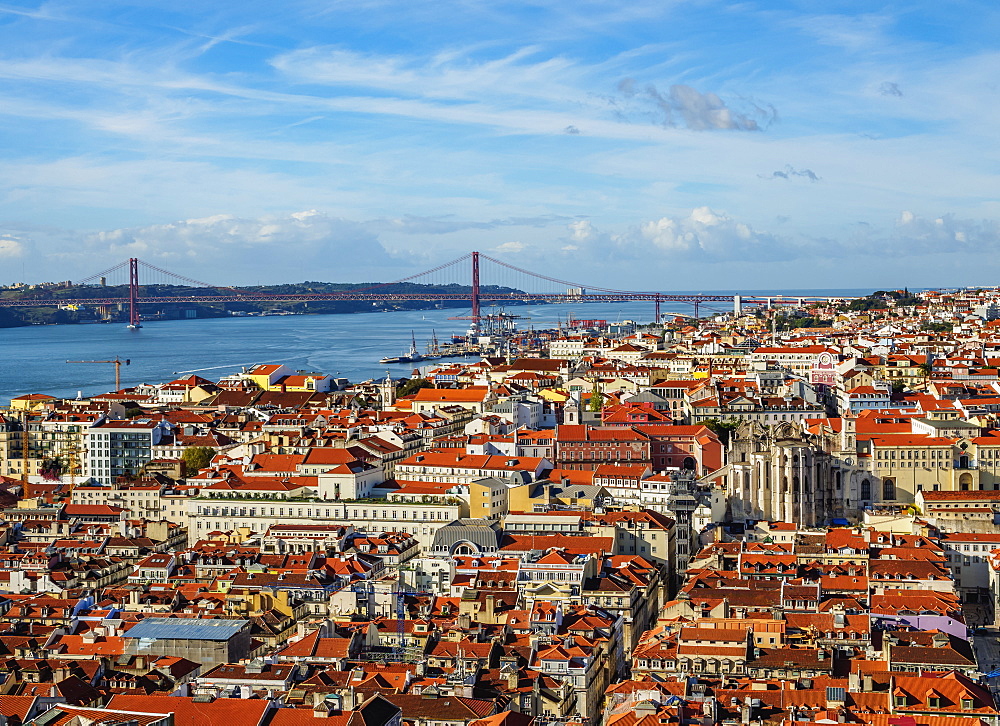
[[470, 250, 481, 327], [128, 257, 142, 329]]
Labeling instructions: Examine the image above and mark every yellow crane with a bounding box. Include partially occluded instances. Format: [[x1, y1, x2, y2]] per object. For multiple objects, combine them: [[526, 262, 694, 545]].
[[20, 410, 30, 499], [18, 412, 87, 500], [67, 358, 131, 391]]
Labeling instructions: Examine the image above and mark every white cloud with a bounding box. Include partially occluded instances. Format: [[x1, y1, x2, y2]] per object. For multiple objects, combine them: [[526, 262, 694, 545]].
[[892, 211, 1000, 253], [612, 207, 788, 261], [493, 241, 526, 254], [270, 46, 579, 105], [567, 219, 599, 242], [617, 80, 776, 131], [79, 211, 408, 284], [574, 207, 1000, 268], [788, 13, 894, 53], [0, 234, 24, 257], [760, 165, 820, 182], [374, 213, 569, 236]]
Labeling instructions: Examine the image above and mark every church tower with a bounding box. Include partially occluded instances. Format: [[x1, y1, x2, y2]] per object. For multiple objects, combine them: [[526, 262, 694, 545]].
[[378, 372, 396, 410]]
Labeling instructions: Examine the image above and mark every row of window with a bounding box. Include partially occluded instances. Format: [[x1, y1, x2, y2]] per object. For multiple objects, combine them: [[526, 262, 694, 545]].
[[876, 460, 950, 469], [194, 506, 454, 520], [876, 449, 948, 459]]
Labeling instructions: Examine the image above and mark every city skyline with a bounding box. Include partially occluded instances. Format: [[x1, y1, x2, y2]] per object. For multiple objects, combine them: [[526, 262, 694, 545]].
[[0, 0, 998, 288]]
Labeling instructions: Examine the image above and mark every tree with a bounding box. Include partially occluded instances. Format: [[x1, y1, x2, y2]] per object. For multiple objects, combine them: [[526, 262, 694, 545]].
[[587, 380, 604, 413], [847, 296, 889, 312], [920, 321, 951, 333], [182, 446, 215, 475], [39, 457, 64, 481], [916, 362, 933, 388], [701, 418, 741, 446], [397, 378, 434, 397]]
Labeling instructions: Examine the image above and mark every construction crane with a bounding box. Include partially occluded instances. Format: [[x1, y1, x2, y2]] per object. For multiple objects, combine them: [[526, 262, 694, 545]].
[[349, 583, 429, 659], [59, 429, 86, 493], [20, 410, 30, 499], [67, 358, 130, 391]]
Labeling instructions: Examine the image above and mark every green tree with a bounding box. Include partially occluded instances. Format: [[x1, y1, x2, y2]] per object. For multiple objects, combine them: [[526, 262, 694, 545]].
[[920, 321, 951, 333], [701, 418, 741, 446], [587, 380, 604, 413], [182, 446, 215, 475], [396, 378, 434, 397], [916, 362, 933, 388], [847, 296, 889, 312]]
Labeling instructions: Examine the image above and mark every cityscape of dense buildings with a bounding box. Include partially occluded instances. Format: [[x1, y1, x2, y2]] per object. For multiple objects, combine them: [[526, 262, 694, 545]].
[[6, 288, 1000, 724]]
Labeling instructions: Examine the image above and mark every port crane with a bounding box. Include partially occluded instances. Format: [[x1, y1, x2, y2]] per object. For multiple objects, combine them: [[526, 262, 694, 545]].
[[67, 357, 130, 391]]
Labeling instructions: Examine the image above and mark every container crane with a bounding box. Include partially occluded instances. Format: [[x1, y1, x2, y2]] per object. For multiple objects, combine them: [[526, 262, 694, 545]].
[[67, 358, 130, 391]]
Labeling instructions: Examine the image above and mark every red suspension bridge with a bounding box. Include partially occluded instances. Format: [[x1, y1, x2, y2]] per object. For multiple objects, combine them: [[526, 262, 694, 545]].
[[0, 252, 857, 327]]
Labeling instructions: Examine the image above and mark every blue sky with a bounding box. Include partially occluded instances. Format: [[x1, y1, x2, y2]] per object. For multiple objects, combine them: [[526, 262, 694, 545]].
[[0, 0, 998, 290]]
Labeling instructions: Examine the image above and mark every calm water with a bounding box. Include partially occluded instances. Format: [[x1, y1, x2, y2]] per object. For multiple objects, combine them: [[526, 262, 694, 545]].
[[0, 289, 871, 400]]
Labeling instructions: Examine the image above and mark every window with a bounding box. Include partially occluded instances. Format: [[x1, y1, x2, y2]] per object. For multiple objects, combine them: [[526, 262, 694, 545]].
[[882, 479, 896, 501]]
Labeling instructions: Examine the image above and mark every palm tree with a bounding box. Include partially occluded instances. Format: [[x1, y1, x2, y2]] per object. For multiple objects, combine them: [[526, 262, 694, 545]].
[[916, 361, 933, 389]]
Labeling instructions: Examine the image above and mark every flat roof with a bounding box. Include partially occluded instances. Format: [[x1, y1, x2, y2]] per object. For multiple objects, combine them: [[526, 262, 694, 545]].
[[124, 618, 247, 641]]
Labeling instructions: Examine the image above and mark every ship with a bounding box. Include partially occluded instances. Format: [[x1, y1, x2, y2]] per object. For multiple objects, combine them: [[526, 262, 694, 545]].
[[379, 331, 424, 364]]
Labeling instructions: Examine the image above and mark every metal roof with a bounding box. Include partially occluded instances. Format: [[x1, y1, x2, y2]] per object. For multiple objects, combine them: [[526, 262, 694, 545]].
[[123, 618, 247, 641]]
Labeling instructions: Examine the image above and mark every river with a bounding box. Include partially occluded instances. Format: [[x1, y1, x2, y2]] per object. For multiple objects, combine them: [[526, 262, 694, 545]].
[[0, 289, 871, 401]]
